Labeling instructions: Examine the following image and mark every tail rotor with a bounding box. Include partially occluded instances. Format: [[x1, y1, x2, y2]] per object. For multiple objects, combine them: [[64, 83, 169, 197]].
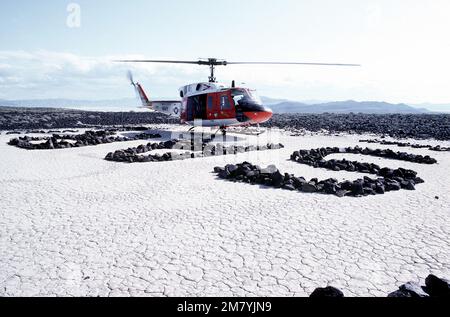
[[127, 70, 136, 87]]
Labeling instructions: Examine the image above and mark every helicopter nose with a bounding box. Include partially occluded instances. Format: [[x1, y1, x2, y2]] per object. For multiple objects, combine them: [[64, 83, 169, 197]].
[[244, 108, 273, 124]]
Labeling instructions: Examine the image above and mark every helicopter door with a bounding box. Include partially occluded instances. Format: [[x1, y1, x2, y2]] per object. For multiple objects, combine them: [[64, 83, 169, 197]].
[[186, 97, 194, 121], [195, 94, 207, 119], [186, 94, 207, 121], [219, 92, 235, 120], [206, 94, 215, 120]]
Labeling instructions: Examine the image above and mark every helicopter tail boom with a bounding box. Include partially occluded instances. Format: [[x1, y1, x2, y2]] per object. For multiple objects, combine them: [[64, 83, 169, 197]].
[[128, 71, 181, 117], [134, 82, 151, 108], [128, 70, 151, 107]]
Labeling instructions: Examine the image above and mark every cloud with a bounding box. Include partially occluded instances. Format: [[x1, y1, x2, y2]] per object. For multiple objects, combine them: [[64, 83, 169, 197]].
[[0, 48, 450, 103], [0, 50, 206, 99], [0, 50, 366, 100]]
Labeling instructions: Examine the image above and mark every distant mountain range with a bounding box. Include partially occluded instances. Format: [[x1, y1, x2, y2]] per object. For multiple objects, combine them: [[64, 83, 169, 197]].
[[0, 97, 448, 114], [267, 100, 431, 114], [410, 103, 450, 113]]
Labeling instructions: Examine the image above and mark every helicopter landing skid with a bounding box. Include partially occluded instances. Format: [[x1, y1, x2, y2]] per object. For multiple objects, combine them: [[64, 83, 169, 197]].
[[229, 125, 265, 136]]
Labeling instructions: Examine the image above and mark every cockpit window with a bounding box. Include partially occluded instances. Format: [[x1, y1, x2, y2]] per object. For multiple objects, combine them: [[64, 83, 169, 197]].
[[231, 88, 262, 106], [231, 90, 245, 105]]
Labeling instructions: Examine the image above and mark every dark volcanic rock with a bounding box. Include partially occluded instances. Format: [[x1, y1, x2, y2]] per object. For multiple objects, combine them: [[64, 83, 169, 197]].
[[213, 166, 224, 173], [387, 289, 413, 297], [360, 138, 450, 152], [3, 108, 449, 140], [106, 141, 282, 164], [292, 177, 306, 188], [282, 183, 296, 191], [351, 181, 364, 196], [287, 146, 429, 196], [300, 183, 318, 193], [8, 129, 164, 151], [213, 160, 426, 198], [334, 190, 348, 198], [271, 171, 284, 188], [309, 286, 344, 297], [398, 282, 429, 297], [425, 274, 450, 297], [225, 164, 238, 176], [0, 108, 178, 131], [387, 275, 450, 298], [262, 113, 450, 141], [261, 165, 278, 175], [375, 184, 385, 194], [403, 180, 416, 190], [386, 181, 401, 191]]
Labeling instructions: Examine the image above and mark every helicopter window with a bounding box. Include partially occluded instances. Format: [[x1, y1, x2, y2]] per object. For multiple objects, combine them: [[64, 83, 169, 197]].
[[231, 91, 245, 105], [247, 89, 262, 104], [231, 88, 262, 105], [220, 95, 231, 110], [207, 96, 213, 110]]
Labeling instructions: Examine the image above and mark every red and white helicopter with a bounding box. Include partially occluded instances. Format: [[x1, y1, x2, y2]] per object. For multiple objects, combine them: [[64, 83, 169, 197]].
[[118, 58, 359, 135]]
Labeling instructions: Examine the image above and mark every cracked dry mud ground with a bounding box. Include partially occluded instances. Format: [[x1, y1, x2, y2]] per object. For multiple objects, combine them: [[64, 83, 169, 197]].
[[0, 127, 449, 297]]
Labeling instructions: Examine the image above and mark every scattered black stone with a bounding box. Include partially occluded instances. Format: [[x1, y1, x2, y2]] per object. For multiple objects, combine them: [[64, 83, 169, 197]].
[[0, 107, 178, 130], [107, 126, 150, 132], [105, 142, 284, 163], [5, 131, 21, 135], [424, 274, 450, 297], [291, 146, 437, 166], [284, 146, 434, 195], [213, 161, 424, 197], [387, 289, 413, 297], [309, 274, 450, 297], [2, 108, 449, 140], [25, 130, 46, 134], [262, 113, 450, 140], [360, 139, 450, 152], [395, 282, 429, 297], [388, 275, 450, 297], [309, 286, 344, 297], [8, 130, 162, 150]]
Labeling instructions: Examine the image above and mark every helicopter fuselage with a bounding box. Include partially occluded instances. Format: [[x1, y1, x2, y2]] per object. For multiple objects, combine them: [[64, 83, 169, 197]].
[[179, 82, 273, 127]]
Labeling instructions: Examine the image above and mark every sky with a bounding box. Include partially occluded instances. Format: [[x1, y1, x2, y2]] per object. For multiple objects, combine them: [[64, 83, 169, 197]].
[[1, 0, 450, 105]]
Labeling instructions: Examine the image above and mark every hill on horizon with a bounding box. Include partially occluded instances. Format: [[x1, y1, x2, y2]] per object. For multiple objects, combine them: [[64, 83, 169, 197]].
[[269, 100, 430, 114]]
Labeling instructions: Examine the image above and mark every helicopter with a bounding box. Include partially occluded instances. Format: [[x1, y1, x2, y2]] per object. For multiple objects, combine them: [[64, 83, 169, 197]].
[[117, 58, 360, 135]]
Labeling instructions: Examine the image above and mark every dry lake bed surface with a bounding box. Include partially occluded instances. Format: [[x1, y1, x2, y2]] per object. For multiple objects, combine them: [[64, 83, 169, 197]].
[[0, 125, 449, 296]]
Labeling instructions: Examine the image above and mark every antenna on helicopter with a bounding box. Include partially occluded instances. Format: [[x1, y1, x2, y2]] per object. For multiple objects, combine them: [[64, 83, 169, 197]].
[[115, 58, 361, 83]]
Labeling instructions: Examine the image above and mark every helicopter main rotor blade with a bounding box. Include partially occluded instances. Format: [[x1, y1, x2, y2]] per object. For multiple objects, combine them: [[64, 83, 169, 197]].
[[114, 59, 360, 67], [115, 58, 360, 83], [227, 62, 361, 67], [115, 59, 203, 64]]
